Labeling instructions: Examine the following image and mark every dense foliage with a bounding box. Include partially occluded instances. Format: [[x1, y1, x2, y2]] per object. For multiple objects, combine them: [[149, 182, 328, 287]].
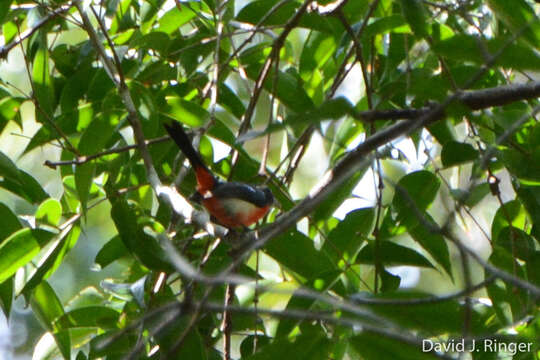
[[0, 0, 539, 359]]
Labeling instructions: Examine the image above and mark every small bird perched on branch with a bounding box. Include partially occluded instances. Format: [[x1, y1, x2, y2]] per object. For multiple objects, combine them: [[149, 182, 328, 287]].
[[164, 121, 274, 228]]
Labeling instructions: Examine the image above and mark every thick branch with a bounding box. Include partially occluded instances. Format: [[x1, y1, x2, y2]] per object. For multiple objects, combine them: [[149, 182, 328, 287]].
[[354, 81, 540, 122]]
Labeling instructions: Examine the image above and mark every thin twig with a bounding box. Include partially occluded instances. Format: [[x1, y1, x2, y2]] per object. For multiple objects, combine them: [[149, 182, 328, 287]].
[[44, 135, 170, 168]]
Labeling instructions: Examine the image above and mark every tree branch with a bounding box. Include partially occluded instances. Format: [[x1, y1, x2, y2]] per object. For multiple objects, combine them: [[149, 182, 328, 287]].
[[353, 81, 540, 122], [0, 4, 72, 59]]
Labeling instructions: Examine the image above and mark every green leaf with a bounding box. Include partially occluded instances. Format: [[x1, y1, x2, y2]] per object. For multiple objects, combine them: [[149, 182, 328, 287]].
[[313, 166, 367, 223], [54, 306, 120, 330], [450, 183, 490, 208], [441, 141, 479, 167], [21, 226, 80, 298], [299, 31, 337, 80], [78, 112, 119, 155], [0, 228, 55, 283], [486, 0, 540, 48], [75, 162, 95, 215], [351, 333, 438, 360], [495, 227, 535, 261], [35, 198, 62, 226], [393, 171, 440, 224], [400, 0, 429, 38], [30, 281, 70, 360], [0, 202, 21, 242], [287, 97, 357, 124], [0, 151, 20, 183], [380, 268, 401, 292], [157, 4, 202, 34], [323, 208, 375, 263], [243, 64, 314, 114], [491, 200, 526, 243], [164, 96, 209, 127], [132, 31, 171, 55], [31, 281, 65, 332], [408, 214, 452, 278], [0, 277, 13, 318], [265, 229, 336, 280], [218, 83, 246, 119], [94, 235, 129, 269], [0, 160, 49, 203], [110, 199, 172, 271], [0, 97, 22, 129], [356, 292, 489, 335], [244, 331, 332, 360], [32, 36, 55, 117], [433, 35, 540, 71], [500, 147, 540, 182], [363, 15, 411, 38], [0, 1, 12, 25], [89, 330, 138, 358], [236, 1, 342, 34], [357, 241, 435, 268]]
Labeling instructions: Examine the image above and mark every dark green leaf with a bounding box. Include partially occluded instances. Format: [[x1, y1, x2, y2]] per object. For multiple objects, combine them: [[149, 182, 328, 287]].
[[380, 268, 401, 292], [0, 277, 13, 318], [0, 150, 20, 183], [0, 1, 12, 25], [357, 241, 435, 268], [95, 235, 129, 269], [363, 15, 410, 38], [265, 229, 336, 280], [495, 227, 535, 261], [131, 31, 171, 55], [110, 198, 172, 271], [89, 330, 138, 358], [313, 167, 367, 223], [441, 141, 479, 167], [323, 208, 374, 263], [393, 171, 440, 224], [243, 64, 314, 114], [287, 97, 356, 125], [54, 306, 120, 330], [433, 35, 540, 71], [351, 333, 438, 360], [236, 1, 341, 34], [78, 112, 119, 155], [500, 147, 540, 182], [244, 331, 332, 360], [400, 0, 429, 38], [486, 0, 540, 48], [75, 162, 95, 215], [218, 83, 246, 119], [0, 202, 21, 242], [408, 214, 452, 278]]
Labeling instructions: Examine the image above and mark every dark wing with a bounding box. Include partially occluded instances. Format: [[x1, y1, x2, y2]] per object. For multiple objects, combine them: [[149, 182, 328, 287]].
[[212, 182, 273, 208]]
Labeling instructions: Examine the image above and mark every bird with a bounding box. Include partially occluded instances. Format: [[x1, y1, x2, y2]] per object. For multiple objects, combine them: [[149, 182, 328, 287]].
[[164, 121, 274, 228]]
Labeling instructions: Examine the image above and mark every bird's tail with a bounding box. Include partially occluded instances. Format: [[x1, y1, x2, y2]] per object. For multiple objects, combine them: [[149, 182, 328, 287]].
[[164, 121, 215, 192]]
